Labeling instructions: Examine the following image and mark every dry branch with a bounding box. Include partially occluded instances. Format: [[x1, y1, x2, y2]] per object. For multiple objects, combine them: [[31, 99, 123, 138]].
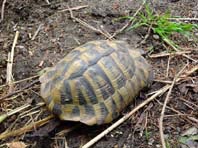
[[45, 0, 50, 4], [0, 104, 30, 123], [31, 24, 43, 40], [156, 99, 198, 124], [58, 5, 88, 12], [0, 79, 39, 103], [168, 17, 198, 21], [0, 0, 6, 22], [149, 51, 191, 58], [159, 64, 187, 148], [0, 115, 54, 140], [0, 75, 39, 89]]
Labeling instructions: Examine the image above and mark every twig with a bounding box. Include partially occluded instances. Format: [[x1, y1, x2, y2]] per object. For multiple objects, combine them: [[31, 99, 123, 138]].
[[0, 0, 6, 22], [182, 54, 197, 63], [31, 24, 43, 40], [0, 75, 39, 89], [20, 110, 40, 119], [187, 117, 198, 123], [153, 79, 173, 84], [168, 17, 198, 21], [0, 79, 40, 103], [166, 56, 171, 78], [82, 85, 171, 148], [19, 102, 45, 118], [0, 104, 30, 123], [0, 115, 54, 140], [156, 99, 198, 124], [67, 5, 112, 39], [180, 97, 198, 108], [139, 23, 153, 45], [179, 65, 198, 80], [58, 5, 88, 12], [154, 65, 198, 85], [39, 50, 49, 67], [45, 0, 50, 4], [6, 31, 19, 84], [163, 39, 196, 61], [149, 51, 191, 58], [159, 64, 187, 148], [110, 0, 147, 39]]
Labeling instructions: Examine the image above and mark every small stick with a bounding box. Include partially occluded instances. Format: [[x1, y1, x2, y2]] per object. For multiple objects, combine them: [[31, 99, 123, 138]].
[[163, 39, 196, 62], [137, 65, 197, 95], [19, 102, 45, 118], [0, 79, 40, 102], [168, 17, 198, 21], [156, 99, 198, 124], [20, 110, 40, 119], [6, 31, 19, 83], [58, 5, 88, 12], [0, 0, 6, 22], [179, 97, 198, 108], [182, 54, 197, 63], [149, 51, 191, 58], [38, 50, 48, 67], [45, 0, 50, 4], [179, 65, 198, 80], [0, 104, 30, 123], [166, 56, 171, 78], [68, 5, 112, 39], [159, 64, 187, 148], [187, 117, 198, 123], [31, 24, 43, 40], [140, 23, 153, 45], [153, 79, 172, 84], [82, 85, 171, 148], [0, 75, 39, 89], [0, 115, 54, 140]]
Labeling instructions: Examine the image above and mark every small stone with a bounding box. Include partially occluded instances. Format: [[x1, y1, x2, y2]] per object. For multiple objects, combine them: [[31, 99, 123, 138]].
[[153, 34, 160, 40], [188, 38, 194, 42], [115, 131, 123, 135], [156, 144, 161, 148], [148, 138, 154, 145]]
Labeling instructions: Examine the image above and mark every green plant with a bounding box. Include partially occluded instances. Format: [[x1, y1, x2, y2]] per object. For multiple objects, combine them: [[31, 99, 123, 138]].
[[123, 4, 196, 50], [145, 128, 151, 141], [165, 139, 171, 148]]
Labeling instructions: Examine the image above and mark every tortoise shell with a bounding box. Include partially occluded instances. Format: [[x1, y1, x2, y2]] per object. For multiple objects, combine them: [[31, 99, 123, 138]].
[[39, 40, 153, 125]]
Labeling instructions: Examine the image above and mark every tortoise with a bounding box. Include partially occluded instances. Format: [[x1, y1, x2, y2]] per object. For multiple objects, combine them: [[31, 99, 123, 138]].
[[39, 40, 153, 125]]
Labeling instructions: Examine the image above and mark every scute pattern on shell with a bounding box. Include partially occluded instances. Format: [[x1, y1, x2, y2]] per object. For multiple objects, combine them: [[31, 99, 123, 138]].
[[39, 40, 153, 125]]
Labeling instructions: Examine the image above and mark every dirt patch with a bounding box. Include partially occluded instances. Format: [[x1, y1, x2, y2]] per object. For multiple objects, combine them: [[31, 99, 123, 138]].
[[0, 0, 197, 148]]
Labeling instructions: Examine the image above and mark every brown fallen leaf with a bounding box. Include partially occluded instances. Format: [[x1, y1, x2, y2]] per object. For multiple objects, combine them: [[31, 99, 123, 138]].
[[6, 141, 27, 148]]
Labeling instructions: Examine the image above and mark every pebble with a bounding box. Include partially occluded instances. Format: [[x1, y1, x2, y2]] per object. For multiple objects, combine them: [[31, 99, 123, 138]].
[[148, 138, 154, 145], [153, 34, 160, 40], [156, 144, 161, 148]]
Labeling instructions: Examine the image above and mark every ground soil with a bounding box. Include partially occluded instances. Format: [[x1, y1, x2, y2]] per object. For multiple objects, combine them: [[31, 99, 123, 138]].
[[0, 0, 197, 148]]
